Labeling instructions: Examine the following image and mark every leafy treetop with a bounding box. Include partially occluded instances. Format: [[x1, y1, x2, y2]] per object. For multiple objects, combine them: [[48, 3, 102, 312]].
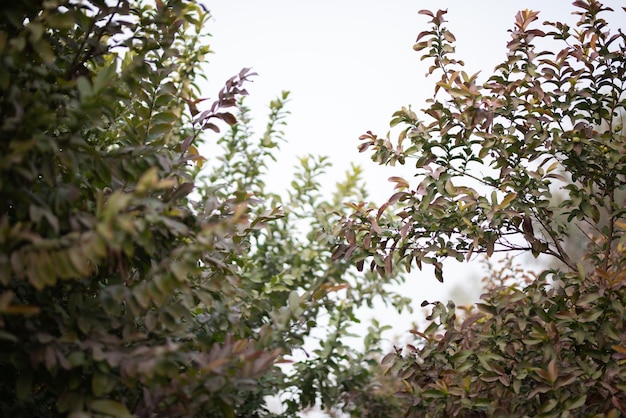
[[339, 1, 626, 283]]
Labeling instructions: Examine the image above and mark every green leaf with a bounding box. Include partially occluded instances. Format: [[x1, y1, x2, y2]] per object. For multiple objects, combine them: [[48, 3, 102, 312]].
[[16, 372, 33, 400], [93, 63, 117, 94], [147, 123, 173, 141], [152, 111, 179, 124], [538, 398, 558, 413], [68, 413, 92, 418], [89, 399, 132, 417], [0, 330, 18, 342], [46, 12, 76, 30], [92, 371, 115, 397], [565, 394, 586, 410], [288, 290, 300, 315], [76, 76, 93, 102], [498, 192, 517, 209]]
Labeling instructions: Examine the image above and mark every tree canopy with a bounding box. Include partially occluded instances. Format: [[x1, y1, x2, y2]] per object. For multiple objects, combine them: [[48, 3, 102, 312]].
[[0, 1, 407, 416], [2, 0, 626, 417], [338, 1, 626, 416]]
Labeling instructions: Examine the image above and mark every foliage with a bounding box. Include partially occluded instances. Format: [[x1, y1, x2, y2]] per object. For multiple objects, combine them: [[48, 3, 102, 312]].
[[0, 1, 410, 417], [345, 1, 625, 280], [384, 254, 626, 417], [200, 96, 413, 417], [0, 1, 270, 416], [338, 1, 626, 416]]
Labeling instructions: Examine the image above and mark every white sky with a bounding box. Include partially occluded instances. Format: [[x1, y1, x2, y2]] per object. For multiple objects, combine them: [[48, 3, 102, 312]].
[[203, 1, 623, 202], [199, 2, 625, 414]]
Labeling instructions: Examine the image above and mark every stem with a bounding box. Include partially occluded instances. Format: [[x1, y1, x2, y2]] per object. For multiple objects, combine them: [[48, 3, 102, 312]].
[[66, 1, 123, 79], [532, 208, 576, 271]]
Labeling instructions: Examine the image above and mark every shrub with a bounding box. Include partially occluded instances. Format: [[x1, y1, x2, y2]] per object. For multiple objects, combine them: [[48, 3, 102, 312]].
[[339, 1, 626, 416]]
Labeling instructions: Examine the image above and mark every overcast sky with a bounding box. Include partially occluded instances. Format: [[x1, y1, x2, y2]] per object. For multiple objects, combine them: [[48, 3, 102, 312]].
[[203, 0, 623, 199]]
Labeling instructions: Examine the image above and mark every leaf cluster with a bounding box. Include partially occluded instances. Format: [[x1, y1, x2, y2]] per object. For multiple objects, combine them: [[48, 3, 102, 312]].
[[340, 1, 626, 281], [0, 1, 413, 417], [343, 1, 626, 416], [199, 95, 413, 416], [389, 256, 626, 417]]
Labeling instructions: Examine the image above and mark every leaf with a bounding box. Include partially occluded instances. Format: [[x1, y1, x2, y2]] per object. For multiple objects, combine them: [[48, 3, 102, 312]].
[[612, 345, 626, 355], [384, 254, 392, 275], [356, 259, 364, 272], [46, 12, 75, 30], [92, 371, 115, 397], [92, 62, 117, 94], [443, 31, 456, 43], [539, 398, 558, 413], [136, 167, 158, 193], [152, 111, 178, 124], [16, 373, 33, 400], [89, 399, 131, 416], [32, 38, 55, 63], [498, 192, 517, 209], [170, 261, 190, 282], [434, 261, 443, 282], [185, 145, 207, 167], [203, 122, 220, 133], [68, 247, 91, 276], [476, 303, 496, 315], [288, 291, 300, 315], [485, 237, 495, 257], [216, 112, 237, 125], [68, 413, 91, 418], [133, 286, 151, 309], [444, 179, 455, 195], [545, 160, 560, 173], [76, 76, 92, 101], [388, 176, 409, 189], [565, 394, 586, 410], [0, 330, 18, 342], [381, 352, 396, 365], [2, 305, 40, 315], [147, 122, 173, 140], [168, 182, 195, 201], [547, 358, 558, 384]]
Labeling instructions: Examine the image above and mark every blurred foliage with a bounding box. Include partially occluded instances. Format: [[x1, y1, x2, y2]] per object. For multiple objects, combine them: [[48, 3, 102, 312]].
[[199, 95, 413, 417], [339, 1, 626, 416], [0, 1, 411, 417]]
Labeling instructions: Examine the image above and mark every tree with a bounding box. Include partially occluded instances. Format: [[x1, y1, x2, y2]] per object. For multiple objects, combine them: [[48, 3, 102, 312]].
[[198, 96, 413, 417], [0, 1, 409, 417], [339, 1, 626, 416]]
